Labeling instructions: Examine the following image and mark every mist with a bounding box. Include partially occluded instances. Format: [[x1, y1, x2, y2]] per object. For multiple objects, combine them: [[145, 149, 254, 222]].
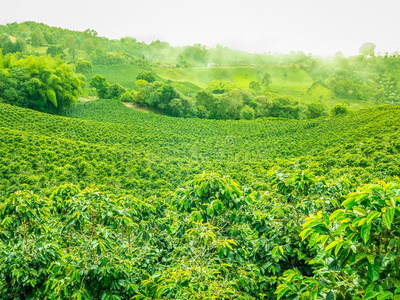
[[1, 0, 399, 56]]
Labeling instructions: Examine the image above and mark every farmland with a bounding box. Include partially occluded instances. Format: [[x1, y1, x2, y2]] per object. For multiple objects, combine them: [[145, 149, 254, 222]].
[[1, 20, 400, 299]]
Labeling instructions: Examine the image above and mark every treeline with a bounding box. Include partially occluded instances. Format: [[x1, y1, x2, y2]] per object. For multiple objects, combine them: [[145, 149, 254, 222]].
[[89, 71, 348, 120], [307, 52, 400, 104], [0, 21, 292, 66]]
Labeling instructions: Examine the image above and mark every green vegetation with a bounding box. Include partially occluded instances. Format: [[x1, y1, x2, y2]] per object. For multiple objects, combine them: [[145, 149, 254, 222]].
[[1, 22, 399, 120], [1, 100, 400, 298], [0, 53, 84, 113], [1, 20, 400, 299]]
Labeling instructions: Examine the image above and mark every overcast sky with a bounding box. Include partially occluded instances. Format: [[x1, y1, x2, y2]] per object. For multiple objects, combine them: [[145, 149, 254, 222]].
[[1, 0, 399, 56]]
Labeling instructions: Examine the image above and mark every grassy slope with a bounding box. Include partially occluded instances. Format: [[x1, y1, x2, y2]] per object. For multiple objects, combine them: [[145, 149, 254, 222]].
[[89, 64, 202, 95], [25, 43, 374, 108], [155, 65, 373, 107], [88, 64, 146, 89], [1, 100, 399, 199], [89, 63, 373, 107], [154, 65, 312, 88]]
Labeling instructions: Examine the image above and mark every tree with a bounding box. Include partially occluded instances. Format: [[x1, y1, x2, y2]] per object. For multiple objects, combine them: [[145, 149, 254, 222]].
[[84, 29, 98, 38], [249, 80, 261, 91], [65, 35, 78, 59], [135, 79, 148, 89], [331, 103, 348, 115], [46, 45, 65, 58], [31, 28, 45, 46], [0, 36, 27, 54], [359, 42, 376, 57], [82, 38, 95, 55], [182, 44, 208, 66], [261, 72, 272, 88], [120, 91, 134, 102], [168, 98, 185, 117], [240, 105, 255, 120], [90, 75, 109, 98], [0, 54, 84, 112], [15, 38, 27, 53], [196, 91, 216, 117], [136, 70, 156, 83], [152, 83, 179, 109], [305, 103, 326, 119], [107, 83, 127, 99], [207, 81, 236, 94], [75, 58, 92, 75], [267, 96, 300, 119]]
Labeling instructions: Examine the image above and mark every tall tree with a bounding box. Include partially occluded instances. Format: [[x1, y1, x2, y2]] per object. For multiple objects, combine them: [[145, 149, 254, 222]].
[[31, 28, 45, 46]]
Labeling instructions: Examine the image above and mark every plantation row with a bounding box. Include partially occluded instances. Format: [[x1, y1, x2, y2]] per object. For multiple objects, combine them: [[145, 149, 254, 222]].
[[0, 101, 400, 200], [1, 101, 400, 298]]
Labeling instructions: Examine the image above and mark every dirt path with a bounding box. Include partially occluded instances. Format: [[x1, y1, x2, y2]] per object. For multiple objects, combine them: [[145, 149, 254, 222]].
[[123, 102, 164, 114], [78, 96, 161, 114], [79, 96, 99, 102]]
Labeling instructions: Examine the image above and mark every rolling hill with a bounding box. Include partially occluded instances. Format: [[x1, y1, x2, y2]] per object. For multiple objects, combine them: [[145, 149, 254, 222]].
[[1, 100, 399, 200]]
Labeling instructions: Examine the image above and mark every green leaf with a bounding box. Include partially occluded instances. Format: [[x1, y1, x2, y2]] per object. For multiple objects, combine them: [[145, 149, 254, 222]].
[[325, 240, 341, 252], [299, 227, 313, 241], [326, 291, 335, 300], [46, 89, 57, 107], [329, 209, 345, 221], [275, 285, 290, 300], [368, 262, 380, 282], [365, 291, 381, 299], [353, 252, 367, 264], [366, 211, 380, 223], [367, 254, 375, 265], [334, 241, 343, 256], [206, 205, 214, 217], [382, 208, 394, 229], [377, 291, 393, 300], [342, 197, 357, 209], [361, 222, 372, 244], [353, 206, 367, 216]]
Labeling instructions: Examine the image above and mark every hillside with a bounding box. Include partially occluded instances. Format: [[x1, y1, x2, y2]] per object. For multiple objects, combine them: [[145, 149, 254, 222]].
[[2, 21, 399, 119], [1, 100, 399, 200], [2, 101, 400, 298], [1, 20, 400, 299]]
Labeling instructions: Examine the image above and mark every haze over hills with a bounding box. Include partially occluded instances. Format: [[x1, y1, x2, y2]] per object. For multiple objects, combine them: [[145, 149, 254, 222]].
[[3, 0, 400, 56]]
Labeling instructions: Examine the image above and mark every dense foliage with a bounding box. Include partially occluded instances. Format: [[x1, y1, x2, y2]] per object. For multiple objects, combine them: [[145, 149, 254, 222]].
[[0, 100, 399, 297], [1, 20, 400, 299], [0, 53, 84, 112]]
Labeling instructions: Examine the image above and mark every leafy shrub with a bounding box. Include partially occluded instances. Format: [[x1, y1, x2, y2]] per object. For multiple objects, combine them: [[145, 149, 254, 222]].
[[249, 80, 262, 91], [331, 103, 349, 115], [107, 83, 127, 99], [240, 105, 255, 120], [282, 182, 400, 299], [306, 103, 327, 119], [74, 58, 92, 75], [120, 90, 134, 102], [90, 74, 109, 98], [136, 70, 156, 83]]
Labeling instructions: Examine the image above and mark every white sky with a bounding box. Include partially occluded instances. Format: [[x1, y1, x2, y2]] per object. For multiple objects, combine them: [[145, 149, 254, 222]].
[[1, 0, 399, 56]]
